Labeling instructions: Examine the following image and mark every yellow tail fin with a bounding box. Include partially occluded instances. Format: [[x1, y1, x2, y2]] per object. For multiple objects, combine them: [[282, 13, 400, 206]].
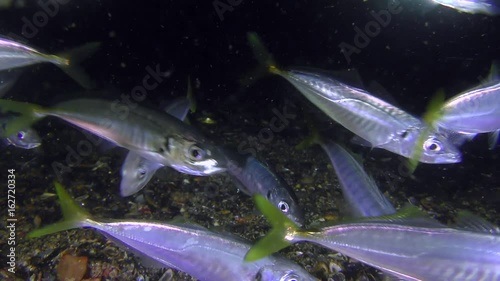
[[27, 182, 91, 238]]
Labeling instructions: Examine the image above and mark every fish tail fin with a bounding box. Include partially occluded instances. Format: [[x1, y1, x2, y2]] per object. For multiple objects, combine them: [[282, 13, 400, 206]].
[[56, 42, 101, 89], [27, 182, 91, 239], [0, 99, 46, 137], [246, 32, 278, 73], [245, 195, 299, 262], [240, 32, 282, 87], [407, 89, 446, 172]]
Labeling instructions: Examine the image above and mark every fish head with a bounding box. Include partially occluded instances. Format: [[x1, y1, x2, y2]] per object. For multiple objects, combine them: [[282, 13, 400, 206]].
[[266, 184, 304, 227], [164, 136, 227, 175], [414, 132, 462, 164], [120, 151, 163, 197], [256, 265, 317, 281], [6, 129, 42, 149]]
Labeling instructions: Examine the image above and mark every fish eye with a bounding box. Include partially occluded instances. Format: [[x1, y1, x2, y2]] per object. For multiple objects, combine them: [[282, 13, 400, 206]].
[[400, 130, 409, 139], [138, 169, 146, 179], [278, 201, 289, 213], [17, 131, 25, 140], [187, 145, 205, 161], [423, 139, 442, 152]]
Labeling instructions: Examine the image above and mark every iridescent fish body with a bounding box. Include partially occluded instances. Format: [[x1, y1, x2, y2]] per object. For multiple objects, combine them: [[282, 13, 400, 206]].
[[299, 218, 500, 280], [274, 68, 461, 163], [0, 98, 227, 177], [246, 33, 461, 163], [29, 183, 317, 281], [247, 196, 500, 281], [439, 81, 500, 134], [432, 0, 500, 15]]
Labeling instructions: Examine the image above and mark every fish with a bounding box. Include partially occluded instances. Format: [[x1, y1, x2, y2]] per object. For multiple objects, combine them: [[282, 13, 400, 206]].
[[0, 37, 100, 89], [247, 33, 462, 164], [437, 80, 500, 149], [431, 0, 500, 15], [246, 195, 500, 281], [318, 141, 396, 218], [3, 128, 41, 149], [0, 98, 227, 177], [28, 182, 318, 281], [223, 147, 304, 226], [395, 0, 500, 16]]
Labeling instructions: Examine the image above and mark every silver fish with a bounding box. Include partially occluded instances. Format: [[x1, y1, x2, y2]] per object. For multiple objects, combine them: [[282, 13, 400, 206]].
[[223, 147, 304, 226], [0, 98, 227, 177], [274, 68, 461, 163], [246, 33, 460, 163], [28, 183, 317, 281], [247, 196, 500, 281], [0, 37, 100, 88], [320, 141, 395, 217], [432, 0, 500, 15]]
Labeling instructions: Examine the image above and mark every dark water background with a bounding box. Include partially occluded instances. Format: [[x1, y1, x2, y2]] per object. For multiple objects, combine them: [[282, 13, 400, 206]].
[[1, 0, 500, 280]]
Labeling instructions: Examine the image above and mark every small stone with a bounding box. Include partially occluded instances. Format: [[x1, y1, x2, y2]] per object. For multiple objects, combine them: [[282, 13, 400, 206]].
[[57, 252, 88, 281]]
